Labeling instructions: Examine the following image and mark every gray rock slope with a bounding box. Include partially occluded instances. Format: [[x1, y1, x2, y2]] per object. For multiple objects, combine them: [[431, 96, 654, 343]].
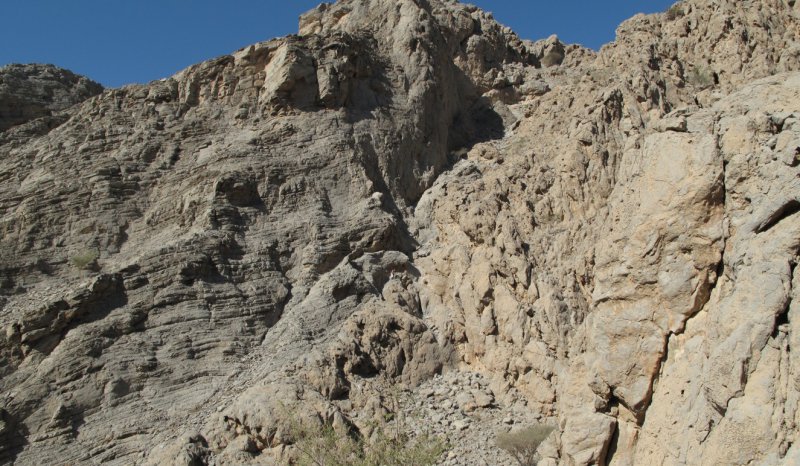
[[0, 64, 103, 132], [0, 0, 799, 464]]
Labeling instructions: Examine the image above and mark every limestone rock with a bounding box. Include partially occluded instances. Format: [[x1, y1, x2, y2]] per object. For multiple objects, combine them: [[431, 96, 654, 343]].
[[0, 64, 103, 132], [1, 0, 800, 465]]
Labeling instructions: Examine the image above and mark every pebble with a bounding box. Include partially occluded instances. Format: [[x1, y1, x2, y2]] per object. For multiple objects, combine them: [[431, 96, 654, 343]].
[[394, 371, 543, 465]]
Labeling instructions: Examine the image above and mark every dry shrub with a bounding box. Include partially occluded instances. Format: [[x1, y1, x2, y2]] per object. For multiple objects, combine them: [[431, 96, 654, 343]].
[[665, 3, 685, 21], [496, 424, 555, 466], [287, 411, 446, 466], [70, 249, 99, 270], [688, 65, 714, 89]]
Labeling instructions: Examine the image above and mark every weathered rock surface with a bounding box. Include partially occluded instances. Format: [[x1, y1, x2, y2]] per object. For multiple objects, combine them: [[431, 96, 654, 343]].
[[412, 1, 800, 464], [0, 64, 103, 132], [1, 0, 799, 465]]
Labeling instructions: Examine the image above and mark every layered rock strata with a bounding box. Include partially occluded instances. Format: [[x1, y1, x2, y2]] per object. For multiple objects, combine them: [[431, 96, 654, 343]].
[[0, 0, 799, 465], [0, 64, 103, 132]]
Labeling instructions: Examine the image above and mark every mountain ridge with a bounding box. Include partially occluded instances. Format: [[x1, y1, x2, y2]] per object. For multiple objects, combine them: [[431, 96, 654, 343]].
[[1, 0, 799, 464]]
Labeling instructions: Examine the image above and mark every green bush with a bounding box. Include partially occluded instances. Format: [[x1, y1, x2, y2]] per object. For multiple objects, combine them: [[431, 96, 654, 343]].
[[70, 249, 99, 270], [496, 424, 555, 466]]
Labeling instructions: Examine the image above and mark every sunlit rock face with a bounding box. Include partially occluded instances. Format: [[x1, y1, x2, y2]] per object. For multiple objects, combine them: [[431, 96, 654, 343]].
[[1, 0, 800, 464]]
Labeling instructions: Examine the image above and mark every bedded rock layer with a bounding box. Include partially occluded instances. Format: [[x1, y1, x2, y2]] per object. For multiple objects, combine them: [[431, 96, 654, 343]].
[[1, 0, 799, 464]]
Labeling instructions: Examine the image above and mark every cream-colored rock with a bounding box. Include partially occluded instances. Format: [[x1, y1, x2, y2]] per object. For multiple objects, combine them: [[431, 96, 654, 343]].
[[411, 1, 800, 464]]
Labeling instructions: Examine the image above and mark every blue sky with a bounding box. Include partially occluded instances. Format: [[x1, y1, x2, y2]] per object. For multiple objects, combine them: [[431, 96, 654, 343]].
[[0, 1, 676, 88]]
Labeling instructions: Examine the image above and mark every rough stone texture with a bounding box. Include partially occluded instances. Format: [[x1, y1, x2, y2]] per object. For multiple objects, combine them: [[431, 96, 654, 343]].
[[0, 64, 103, 132], [1, 0, 800, 465], [412, 0, 800, 464]]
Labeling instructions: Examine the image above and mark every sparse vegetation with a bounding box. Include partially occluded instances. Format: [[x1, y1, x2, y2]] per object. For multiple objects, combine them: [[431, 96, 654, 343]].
[[688, 65, 715, 89], [284, 386, 447, 466], [496, 424, 555, 466], [70, 249, 99, 270], [288, 417, 447, 466], [665, 3, 685, 21], [588, 67, 613, 85]]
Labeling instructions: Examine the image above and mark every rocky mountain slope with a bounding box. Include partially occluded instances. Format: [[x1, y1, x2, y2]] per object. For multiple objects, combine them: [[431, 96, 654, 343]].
[[1, 0, 799, 464], [0, 64, 103, 133]]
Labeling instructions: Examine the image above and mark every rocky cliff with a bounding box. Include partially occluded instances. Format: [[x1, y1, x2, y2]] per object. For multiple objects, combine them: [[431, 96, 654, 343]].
[[0, 64, 103, 133], [1, 0, 799, 465]]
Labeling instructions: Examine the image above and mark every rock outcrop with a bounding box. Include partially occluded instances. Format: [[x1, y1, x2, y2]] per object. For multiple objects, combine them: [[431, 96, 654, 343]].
[[1, 0, 799, 465], [0, 64, 103, 132]]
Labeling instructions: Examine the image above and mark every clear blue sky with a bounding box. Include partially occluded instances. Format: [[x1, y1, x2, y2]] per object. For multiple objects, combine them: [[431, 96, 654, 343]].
[[0, 1, 676, 88]]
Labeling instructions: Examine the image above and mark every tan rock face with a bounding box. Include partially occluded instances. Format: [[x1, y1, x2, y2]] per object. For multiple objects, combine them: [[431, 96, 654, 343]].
[[1, 0, 799, 465], [411, 1, 800, 464]]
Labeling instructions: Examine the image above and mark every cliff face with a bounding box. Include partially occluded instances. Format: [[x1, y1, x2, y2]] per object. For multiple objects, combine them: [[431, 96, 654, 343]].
[[0, 1, 799, 465], [0, 64, 103, 133]]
